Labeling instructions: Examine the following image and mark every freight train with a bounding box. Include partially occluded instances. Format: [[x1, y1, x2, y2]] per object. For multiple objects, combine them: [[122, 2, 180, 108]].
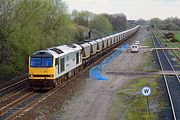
[[29, 25, 140, 89]]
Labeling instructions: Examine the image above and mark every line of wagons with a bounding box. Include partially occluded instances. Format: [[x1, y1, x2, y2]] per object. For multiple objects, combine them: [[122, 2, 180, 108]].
[[29, 25, 140, 89]]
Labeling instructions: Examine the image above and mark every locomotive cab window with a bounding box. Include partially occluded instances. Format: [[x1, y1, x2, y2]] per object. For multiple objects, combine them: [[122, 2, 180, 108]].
[[30, 57, 53, 67]]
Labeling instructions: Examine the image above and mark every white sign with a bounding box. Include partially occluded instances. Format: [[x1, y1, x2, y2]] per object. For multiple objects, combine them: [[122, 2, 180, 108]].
[[142, 87, 151, 96]]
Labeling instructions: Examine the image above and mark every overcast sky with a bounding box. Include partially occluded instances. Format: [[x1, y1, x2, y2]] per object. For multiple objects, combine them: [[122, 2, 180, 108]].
[[63, 0, 180, 20]]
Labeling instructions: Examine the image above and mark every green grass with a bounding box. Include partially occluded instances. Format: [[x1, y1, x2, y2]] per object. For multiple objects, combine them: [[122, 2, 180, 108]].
[[174, 32, 180, 41], [144, 38, 153, 48], [138, 53, 158, 72], [124, 76, 161, 120], [107, 76, 162, 120]]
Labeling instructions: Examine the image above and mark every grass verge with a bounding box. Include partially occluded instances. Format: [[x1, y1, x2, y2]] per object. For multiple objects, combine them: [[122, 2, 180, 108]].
[[175, 32, 180, 42], [144, 37, 153, 48], [107, 75, 163, 120]]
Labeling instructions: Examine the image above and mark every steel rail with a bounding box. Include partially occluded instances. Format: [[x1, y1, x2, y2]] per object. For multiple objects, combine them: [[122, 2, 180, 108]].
[[154, 34, 180, 82], [0, 88, 29, 103], [151, 32, 177, 120], [0, 79, 28, 93], [158, 35, 180, 61], [0, 91, 34, 116]]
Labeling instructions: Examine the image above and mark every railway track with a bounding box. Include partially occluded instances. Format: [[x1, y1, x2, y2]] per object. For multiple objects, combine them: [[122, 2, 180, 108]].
[[0, 79, 29, 98], [151, 31, 180, 120], [157, 34, 180, 61], [0, 32, 137, 119]]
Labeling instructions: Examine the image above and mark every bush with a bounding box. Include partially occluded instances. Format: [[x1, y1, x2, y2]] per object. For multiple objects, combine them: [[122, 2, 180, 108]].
[[0, 64, 16, 80]]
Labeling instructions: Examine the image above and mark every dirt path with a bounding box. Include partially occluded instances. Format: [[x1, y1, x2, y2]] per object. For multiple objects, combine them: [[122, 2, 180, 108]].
[[54, 28, 148, 120]]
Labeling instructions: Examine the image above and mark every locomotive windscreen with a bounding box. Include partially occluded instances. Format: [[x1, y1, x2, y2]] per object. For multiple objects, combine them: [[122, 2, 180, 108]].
[[30, 57, 53, 67]]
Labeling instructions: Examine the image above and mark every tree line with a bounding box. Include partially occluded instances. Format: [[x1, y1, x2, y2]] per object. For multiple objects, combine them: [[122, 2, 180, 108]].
[[0, 0, 127, 81], [150, 17, 180, 31], [71, 10, 127, 39]]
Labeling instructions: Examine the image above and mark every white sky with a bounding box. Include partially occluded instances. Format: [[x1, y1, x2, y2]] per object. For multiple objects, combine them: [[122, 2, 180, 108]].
[[63, 0, 180, 20]]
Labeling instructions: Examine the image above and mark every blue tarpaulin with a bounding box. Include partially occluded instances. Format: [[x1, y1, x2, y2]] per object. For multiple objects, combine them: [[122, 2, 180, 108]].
[[89, 44, 129, 80]]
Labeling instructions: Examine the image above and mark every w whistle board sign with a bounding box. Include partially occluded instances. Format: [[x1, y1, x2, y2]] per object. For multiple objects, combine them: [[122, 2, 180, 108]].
[[142, 86, 151, 97]]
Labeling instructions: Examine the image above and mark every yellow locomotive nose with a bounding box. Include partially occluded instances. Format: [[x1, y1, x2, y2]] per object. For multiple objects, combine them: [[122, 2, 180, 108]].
[[29, 67, 55, 80], [29, 55, 54, 79], [28, 54, 56, 89]]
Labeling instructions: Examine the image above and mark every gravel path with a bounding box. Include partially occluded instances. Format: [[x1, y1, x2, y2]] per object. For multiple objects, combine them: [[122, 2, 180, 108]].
[[54, 28, 149, 120]]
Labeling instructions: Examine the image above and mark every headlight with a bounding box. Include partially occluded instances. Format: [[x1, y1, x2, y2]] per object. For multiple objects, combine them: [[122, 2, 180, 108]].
[[30, 75, 33, 77]]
